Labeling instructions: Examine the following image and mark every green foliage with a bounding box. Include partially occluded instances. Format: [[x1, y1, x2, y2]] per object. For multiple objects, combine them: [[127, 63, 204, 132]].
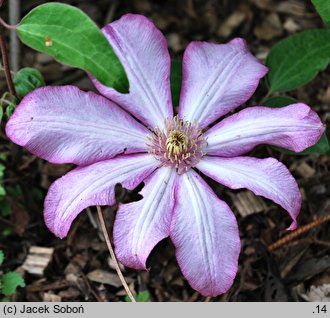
[[0, 251, 4, 267], [266, 29, 330, 92], [262, 96, 296, 108], [0, 155, 12, 229], [0, 164, 6, 197], [170, 60, 182, 107], [125, 290, 150, 302], [312, 0, 330, 27], [0, 154, 8, 202], [1, 272, 25, 296], [0, 251, 25, 297], [14, 67, 45, 99], [0, 93, 17, 123], [5, 105, 15, 119], [273, 134, 329, 156], [17, 3, 128, 93], [263, 96, 329, 155]]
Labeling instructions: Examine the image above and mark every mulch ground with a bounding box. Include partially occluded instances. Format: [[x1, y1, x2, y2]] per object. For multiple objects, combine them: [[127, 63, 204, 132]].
[[0, 0, 329, 302]]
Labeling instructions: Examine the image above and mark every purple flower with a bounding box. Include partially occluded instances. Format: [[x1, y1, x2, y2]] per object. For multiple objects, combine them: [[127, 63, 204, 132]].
[[6, 14, 324, 296]]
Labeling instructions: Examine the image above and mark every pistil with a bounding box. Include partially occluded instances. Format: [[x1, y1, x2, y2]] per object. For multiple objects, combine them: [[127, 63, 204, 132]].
[[148, 116, 206, 174]]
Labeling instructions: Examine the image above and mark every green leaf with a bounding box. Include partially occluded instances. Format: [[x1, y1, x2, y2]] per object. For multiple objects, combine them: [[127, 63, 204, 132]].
[[264, 96, 329, 155], [0, 251, 4, 266], [266, 29, 330, 92], [0, 163, 5, 179], [136, 290, 150, 302], [125, 290, 150, 302], [170, 60, 182, 107], [273, 133, 329, 155], [14, 67, 45, 99], [0, 107, 3, 124], [0, 199, 12, 217], [312, 0, 330, 27], [263, 96, 296, 108], [2, 228, 12, 237], [17, 3, 128, 93], [1, 272, 25, 296], [5, 105, 15, 119], [0, 186, 6, 197]]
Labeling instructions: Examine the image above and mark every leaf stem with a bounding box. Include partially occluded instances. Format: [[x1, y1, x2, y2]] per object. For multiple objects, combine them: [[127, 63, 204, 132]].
[[259, 90, 272, 105], [96, 206, 136, 302], [0, 26, 17, 98], [268, 214, 330, 251], [0, 18, 17, 30]]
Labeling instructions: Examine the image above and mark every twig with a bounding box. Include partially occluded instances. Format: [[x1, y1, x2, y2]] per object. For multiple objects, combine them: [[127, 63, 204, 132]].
[[0, 18, 17, 30], [9, 0, 20, 72], [104, 0, 118, 25], [259, 90, 272, 105], [268, 214, 330, 252], [27, 282, 69, 293], [0, 27, 17, 97], [0, 215, 14, 227], [96, 206, 136, 302]]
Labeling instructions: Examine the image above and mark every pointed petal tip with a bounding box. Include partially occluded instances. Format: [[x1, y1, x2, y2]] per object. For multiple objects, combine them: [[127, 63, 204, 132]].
[[93, 12, 173, 128], [197, 156, 302, 234], [115, 242, 148, 270], [170, 170, 240, 297], [287, 221, 298, 231], [179, 38, 269, 128], [113, 168, 176, 273], [43, 154, 158, 241], [195, 256, 240, 297], [228, 37, 269, 72], [206, 103, 324, 157], [5, 85, 149, 165]]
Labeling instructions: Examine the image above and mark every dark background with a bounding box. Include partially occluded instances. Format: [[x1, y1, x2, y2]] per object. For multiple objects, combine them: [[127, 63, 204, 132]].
[[0, 0, 329, 302]]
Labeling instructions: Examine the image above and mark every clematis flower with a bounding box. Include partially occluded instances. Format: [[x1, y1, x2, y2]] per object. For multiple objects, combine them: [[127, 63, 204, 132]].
[[6, 14, 324, 296]]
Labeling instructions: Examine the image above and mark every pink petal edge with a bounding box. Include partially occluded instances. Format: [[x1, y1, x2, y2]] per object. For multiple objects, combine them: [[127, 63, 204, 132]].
[[6, 86, 150, 165], [44, 154, 159, 238], [205, 104, 325, 157], [179, 38, 268, 128], [170, 170, 241, 296], [197, 156, 301, 230], [90, 14, 173, 129], [114, 167, 177, 270]]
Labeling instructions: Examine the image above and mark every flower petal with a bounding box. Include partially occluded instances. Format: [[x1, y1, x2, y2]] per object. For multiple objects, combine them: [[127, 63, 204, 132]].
[[170, 170, 240, 296], [6, 86, 150, 165], [205, 104, 325, 157], [178, 38, 268, 128], [90, 14, 173, 128], [44, 154, 158, 238], [114, 167, 176, 269], [197, 156, 301, 230]]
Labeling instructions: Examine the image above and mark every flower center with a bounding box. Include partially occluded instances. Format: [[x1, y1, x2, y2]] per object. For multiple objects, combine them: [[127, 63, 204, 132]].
[[166, 131, 188, 156], [148, 116, 206, 175]]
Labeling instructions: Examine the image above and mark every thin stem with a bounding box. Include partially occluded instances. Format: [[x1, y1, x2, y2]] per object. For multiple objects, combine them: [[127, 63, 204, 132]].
[[259, 90, 272, 105], [0, 18, 17, 30], [96, 206, 136, 302], [0, 28, 17, 98], [268, 214, 330, 252], [9, 0, 20, 72]]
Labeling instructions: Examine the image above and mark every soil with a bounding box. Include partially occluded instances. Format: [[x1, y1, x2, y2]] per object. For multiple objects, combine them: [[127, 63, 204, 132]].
[[0, 0, 329, 302]]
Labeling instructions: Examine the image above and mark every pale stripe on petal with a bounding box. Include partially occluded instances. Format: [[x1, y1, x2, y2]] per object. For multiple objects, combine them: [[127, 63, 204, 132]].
[[197, 156, 301, 230], [44, 154, 159, 238], [205, 104, 325, 157], [114, 167, 177, 269], [170, 170, 240, 296]]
